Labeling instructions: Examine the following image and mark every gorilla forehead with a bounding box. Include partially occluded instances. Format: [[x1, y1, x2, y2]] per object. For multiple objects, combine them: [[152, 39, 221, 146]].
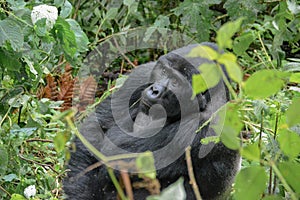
[[155, 43, 218, 80]]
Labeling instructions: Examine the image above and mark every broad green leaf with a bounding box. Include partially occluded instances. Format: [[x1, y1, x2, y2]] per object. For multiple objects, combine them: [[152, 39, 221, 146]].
[[287, 0, 300, 15], [192, 63, 221, 94], [143, 27, 156, 42], [10, 194, 26, 200], [60, 0, 72, 18], [241, 142, 260, 161], [0, 18, 24, 51], [0, 146, 8, 175], [243, 70, 289, 99], [3, 174, 18, 182], [147, 178, 186, 200], [216, 18, 243, 49], [66, 19, 89, 53], [263, 195, 284, 200], [0, 49, 22, 72], [218, 52, 242, 83], [277, 129, 300, 159], [54, 132, 68, 153], [53, 17, 77, 59], [234, 166, 268, 200], [105, 8, 119, 20], [290, 73, 300, 83], [278, 162, 300, 193], [212, 103, 242, 150], [136, 151, 156, 179], [123, 0, 135, 7], [286, 98, 300, 127], [188, 45, 219, 60], [233, 31, 255, 56], [34, 18, 47, 36]]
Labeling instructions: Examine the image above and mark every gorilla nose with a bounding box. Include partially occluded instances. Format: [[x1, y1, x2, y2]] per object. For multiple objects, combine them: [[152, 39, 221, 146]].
[[147, 84, 165, 99]]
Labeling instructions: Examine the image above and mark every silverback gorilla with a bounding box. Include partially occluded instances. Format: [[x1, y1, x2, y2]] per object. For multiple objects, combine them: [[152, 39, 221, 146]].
[[63, 42, 241, 200]]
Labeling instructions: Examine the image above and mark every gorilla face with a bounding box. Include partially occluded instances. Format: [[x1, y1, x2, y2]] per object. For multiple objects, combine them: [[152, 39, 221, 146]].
[[139, 54, 198, 121]]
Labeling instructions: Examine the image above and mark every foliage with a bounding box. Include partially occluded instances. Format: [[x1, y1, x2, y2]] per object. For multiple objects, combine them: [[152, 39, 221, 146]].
[[0, 0, 299, 199], [191, 6, 300, 199]]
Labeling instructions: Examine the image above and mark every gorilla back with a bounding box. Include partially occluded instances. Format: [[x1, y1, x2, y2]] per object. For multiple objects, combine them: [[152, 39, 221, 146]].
[[63, 43, 241, 200]]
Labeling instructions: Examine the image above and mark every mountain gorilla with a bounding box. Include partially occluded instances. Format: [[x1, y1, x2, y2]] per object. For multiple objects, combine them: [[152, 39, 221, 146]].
[[63, 43, 241, 200]]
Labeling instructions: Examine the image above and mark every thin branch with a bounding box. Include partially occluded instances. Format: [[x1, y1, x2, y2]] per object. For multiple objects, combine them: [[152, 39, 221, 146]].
[[0, 185, 11, 197], [185, 146, 202, 200], [74, 162, 102, 180], [107, 168, 127, 200], [121, 171, 134, 200], [113, 37, 136, 68], [18, 154, 59, 174], [26, 138, 53, 143]]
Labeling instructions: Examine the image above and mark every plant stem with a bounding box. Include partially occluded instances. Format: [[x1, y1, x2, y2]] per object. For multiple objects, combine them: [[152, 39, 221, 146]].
[[107, 168, 128, 200], [270, 162, 297, 200]]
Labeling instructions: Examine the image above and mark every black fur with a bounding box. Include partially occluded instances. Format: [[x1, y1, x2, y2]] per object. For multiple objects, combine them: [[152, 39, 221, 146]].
[[63, 43, 240, 200]]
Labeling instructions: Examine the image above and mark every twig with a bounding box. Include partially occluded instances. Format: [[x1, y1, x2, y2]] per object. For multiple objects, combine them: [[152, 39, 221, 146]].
[[74, 162, 102, 180], [185, 146, 202, 200], [0, 185, 11, 197], [26, 138, 53, 143], [270, 104, 280, 194], [72, 0, 81, 19], [270, 161, 297, 200], [107, 168, 127, 200], [121, 171, 134, 200], [258, 109, 263, 165], [18, 154, 59, 174], [113, 37, 136, 68]]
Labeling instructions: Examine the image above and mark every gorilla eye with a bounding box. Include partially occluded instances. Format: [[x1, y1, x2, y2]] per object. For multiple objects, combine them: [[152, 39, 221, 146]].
[[171, 78, 178, 87], [161, 68, 168, 78]]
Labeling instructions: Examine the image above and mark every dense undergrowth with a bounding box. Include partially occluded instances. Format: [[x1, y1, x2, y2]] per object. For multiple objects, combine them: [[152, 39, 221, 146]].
[[0, 0, 300, 199]]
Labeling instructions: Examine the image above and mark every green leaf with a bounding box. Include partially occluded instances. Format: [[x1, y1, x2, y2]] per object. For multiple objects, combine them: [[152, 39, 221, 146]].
[[241, 142, 260, 161], [278, 162, 300, 193], [147, 178, 186, 200], [54, 132, 68, 153], [188, 45, 219, 60], [0, 18, 24, 51], [0, 145, 8, 175], [34, 18, 47, 36], [53, 17, 77, 59], [290, 73, 300, 83], [136, 151, 156, 179], [213, 103, 242, 150], [277, 129, 300, 159], [262, 195, 284, 200], [224, 0, 266, 26], [233, 31, 255, 56], [0, 49, 22, 72], [286, 98, 300, 127], [287, 0, 300, 15], [66, 19, 89, 53], [216, 18, 243, 49], [234, 166, 268, 200], [60, 0, 73, 18], [243, 70, 290, 99], [105, 8, 119, 20], [3, 174, 18, 182], [217, 52, 242, 83], [192, 63, 221, 95], [10, 194, 26, 200]]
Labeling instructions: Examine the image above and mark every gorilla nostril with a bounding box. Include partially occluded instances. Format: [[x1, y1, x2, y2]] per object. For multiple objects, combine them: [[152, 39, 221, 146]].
[[148, 84, 163, 99]]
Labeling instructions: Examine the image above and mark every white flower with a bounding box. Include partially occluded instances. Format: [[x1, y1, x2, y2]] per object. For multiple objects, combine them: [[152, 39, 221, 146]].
[[31, 4, 58, 30], [24, 185, 36, 199]]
